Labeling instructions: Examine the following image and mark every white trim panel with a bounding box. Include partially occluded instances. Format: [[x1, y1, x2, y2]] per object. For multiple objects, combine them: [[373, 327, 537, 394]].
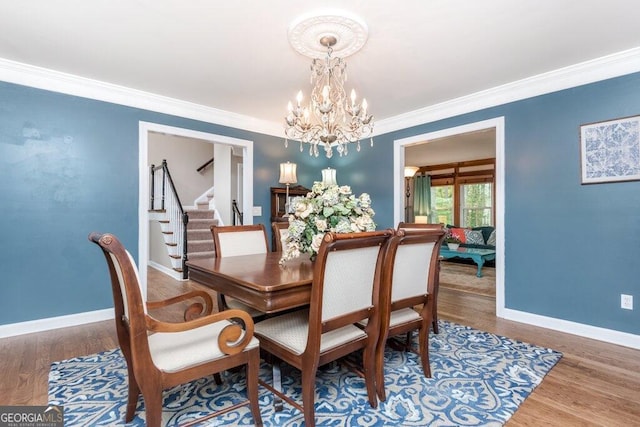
[[148, 260, 185, 282], [0, 309, 114, 339], [503, 308, 640, 350]]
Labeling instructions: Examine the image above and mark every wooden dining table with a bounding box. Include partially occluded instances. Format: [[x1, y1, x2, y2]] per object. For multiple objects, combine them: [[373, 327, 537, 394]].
[[186, 251, 315, 313]]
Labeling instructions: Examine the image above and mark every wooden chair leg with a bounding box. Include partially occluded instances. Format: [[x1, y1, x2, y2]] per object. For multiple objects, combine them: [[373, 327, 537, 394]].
[[375, 339, 387, 402], [247, 351, 263, 426], [418, 326, 432, 378], [405, 331, 413, 351], [216, 293, 228, 312], [301, 368, 317, 427], [433, 261, 441, 334], [213, 373, 223, 385], [363, 344, 378, 408], [125, 370, 140, 422], [142, 390, 163, 427]]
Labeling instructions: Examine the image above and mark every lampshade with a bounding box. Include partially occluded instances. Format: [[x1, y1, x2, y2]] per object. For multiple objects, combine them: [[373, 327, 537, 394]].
[[321, 167, 337, 186], [279, 162, 297, 185], [414, 215, 429, 224], [404, 166, 419, 178]]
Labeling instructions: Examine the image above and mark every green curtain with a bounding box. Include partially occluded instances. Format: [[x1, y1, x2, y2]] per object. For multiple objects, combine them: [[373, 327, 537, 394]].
[[413, 174, 432, 221]]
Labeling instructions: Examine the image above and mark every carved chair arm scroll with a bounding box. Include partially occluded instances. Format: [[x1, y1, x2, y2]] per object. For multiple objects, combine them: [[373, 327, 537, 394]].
[[145, 309, 255, 355], [145, 290, 214, 321]]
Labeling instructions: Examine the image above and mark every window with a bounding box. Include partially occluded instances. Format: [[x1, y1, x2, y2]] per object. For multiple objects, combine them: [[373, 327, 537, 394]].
[[422, 158, 495, 226], [460, 183, 493, 227], [430, 185, 453, 225]]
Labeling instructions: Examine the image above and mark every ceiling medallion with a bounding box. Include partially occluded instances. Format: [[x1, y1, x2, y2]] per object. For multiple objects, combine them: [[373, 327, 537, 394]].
[[284, 11, 374, 158]]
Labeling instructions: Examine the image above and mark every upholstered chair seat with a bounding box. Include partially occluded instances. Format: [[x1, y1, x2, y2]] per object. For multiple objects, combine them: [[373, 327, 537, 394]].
[[255, 309, 367, 355], [148, 321, 259, 372]]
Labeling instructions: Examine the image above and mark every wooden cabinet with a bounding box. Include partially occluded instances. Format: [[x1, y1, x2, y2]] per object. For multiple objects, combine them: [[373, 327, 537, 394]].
[[270, 185, 310, 222]]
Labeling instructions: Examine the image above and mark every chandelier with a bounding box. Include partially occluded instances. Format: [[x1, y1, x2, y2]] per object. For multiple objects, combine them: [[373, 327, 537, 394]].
[[284, 13, 374, 158]]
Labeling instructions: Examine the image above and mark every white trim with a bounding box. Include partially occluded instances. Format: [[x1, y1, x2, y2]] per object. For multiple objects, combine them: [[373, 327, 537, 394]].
[[1, 48, 639, 140], [0, 309, 114, 339], [139, 122, 254, 297], [503, 308, 640, 350], [376, 47, 640, 136], [393, 117, 506, 320], [0, 57, 282, 137], [148, 260, 185, 281]]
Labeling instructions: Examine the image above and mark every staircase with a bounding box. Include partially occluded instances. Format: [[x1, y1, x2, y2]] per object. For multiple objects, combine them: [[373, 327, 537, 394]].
[[184, 208, 218, 261], [150, 160, 222, 279], [156, 205, 219, 274]]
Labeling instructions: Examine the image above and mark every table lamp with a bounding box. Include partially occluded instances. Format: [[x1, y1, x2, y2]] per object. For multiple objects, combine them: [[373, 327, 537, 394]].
[[404, 166, 419, 222], [279, 161, 297, 214], [321, 167, 337, 186]]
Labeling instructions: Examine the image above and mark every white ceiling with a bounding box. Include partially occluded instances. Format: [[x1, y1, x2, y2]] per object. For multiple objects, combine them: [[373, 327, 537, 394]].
[[405, 128, 497, 166], [1, 1, 639, 138]]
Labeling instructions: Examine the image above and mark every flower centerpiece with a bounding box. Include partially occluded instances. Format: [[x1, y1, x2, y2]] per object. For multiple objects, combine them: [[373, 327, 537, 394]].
[[444, 229, 462, 250], [280, 181, 376, 263]]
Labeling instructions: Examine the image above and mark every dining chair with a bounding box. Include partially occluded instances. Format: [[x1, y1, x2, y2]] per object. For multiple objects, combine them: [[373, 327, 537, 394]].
[[396, 222, 444, 333], [253, 229, 393, 427], [211, 224, 269, 317], [375, 227, 445, 401], [88, 232, 262, 427], [271, 221, 289, 252]]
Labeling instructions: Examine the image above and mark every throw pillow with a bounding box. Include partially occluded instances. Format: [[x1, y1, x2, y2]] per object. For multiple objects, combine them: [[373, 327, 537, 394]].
[[472, 226, 495, 244], [449, 227, 467, 243], [464, 229, 485, 245], [487, 230, 496, 246]]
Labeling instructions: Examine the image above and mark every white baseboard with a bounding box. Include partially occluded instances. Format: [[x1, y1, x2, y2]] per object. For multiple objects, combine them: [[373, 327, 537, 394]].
[[148, 260, 186, 281], [0, 308, 114, 339], [501, 308, 640, 350]]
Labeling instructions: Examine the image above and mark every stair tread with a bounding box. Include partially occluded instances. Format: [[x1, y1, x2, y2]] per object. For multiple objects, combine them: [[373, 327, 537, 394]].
[[188, 251, 216, 259]]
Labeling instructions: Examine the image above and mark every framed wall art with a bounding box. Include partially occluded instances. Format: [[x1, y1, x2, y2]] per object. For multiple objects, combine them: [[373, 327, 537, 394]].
[[580, 114, 640, 184]]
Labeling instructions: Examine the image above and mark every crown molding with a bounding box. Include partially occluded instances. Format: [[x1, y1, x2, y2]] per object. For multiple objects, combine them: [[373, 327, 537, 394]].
[[1, 47, 639, 139], [375, 47, 640, 136], [0, 58, 283, 137]]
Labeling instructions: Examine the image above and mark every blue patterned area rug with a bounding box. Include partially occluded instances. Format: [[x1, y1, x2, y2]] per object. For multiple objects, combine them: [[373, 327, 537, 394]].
[[49, 321, 562, 426]]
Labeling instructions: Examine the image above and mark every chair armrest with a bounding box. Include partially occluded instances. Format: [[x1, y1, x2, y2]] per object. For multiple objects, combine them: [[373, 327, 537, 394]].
[[146, 290, 214, 320], [145, 309, 255, 355]]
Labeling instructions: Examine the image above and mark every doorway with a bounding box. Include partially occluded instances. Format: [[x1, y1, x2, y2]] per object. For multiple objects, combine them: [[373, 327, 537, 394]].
[[138, 121, 254, 295], [393, 117, 505, 317]]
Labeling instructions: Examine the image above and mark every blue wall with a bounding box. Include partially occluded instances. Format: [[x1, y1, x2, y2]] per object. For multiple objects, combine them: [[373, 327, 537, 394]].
[[1, 72, 639, 336], [341, 72, 640, 335], [0, 81, 317, 324]]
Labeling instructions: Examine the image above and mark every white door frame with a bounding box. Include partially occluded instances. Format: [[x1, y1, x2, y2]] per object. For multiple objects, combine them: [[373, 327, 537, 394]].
[[393, 117, 506, 316], [138, 121, 254, 295]]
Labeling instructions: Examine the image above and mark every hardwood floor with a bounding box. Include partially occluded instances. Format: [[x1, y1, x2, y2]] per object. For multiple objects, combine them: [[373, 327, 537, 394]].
[[2, 267, 639, 425]]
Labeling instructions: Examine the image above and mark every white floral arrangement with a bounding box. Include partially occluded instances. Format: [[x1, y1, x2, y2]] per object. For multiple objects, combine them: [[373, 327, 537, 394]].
[[280, 181, 376, 263]]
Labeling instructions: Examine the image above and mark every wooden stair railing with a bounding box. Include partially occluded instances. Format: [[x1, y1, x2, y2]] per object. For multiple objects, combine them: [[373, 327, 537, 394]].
[[150, 159, 190, 279], [196, 157, 214, 173], [232, 199, 243, 225]]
